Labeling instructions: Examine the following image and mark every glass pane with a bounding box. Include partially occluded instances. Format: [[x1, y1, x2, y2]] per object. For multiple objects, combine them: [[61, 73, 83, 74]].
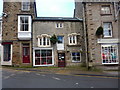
[[35, 58, 40, 65], [47, 57, 52, 64], [57, 36, 63, 43], [46, 50, 52, 56], [41, 50, 46, 57], [35, 50, 40, 57], [3, 44, 11, 61]]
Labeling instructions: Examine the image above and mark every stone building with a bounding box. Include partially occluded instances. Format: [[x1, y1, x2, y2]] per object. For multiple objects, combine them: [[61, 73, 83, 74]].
[[1, 0, 37, 66], [1, 0, 85, 67], [32, 17, 85, 67], [75, 0, 119, 69]]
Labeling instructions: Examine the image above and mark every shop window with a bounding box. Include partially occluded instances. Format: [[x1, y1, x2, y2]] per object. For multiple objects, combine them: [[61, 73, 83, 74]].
[[101, 45, 118, 64], [35, 49, 53, 66]]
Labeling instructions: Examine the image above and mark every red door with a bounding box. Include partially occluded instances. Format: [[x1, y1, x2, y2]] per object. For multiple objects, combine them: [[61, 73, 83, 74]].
[[23, 47, 30, 63], [58, 53, 66, 67]]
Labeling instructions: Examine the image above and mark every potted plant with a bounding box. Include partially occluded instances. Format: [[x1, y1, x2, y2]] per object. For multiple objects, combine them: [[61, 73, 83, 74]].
[[50, 34, 58, 44], [95, 26, 103, 37]]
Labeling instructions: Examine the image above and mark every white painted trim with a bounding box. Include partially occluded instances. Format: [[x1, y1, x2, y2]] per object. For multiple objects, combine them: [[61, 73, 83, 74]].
[[1, 44, 12, 65], [33, 47, 54, 66], [71, 52, 81, 63], [55, 23, 63, 28], [101, 44, 119, 64], [18, 15, 32, 32], [98, 39, 119, 44]]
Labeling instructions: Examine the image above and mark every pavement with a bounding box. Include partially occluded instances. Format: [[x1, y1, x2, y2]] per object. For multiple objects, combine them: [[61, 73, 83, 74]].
[[1, 67, 119, 78]]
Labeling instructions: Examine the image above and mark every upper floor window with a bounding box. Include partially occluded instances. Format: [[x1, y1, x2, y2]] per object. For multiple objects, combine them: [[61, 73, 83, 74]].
[[57, 36, 64, 44], [37, 34, 51, 47], [71, 52, 81, 62], [68, 33, 77, 45], [56, 23, 63, 28], [22, 0, 30, 11], [0, 21, 2, 35], [18, 15, 31, 32], [103, 22, 112, 37], [101, 5, 111, 15]]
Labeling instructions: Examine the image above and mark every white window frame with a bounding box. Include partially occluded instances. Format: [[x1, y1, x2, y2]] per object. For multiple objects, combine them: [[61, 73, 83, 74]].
[[56, 23, 63, 28], [33, 48, 54, 66], [71, 52, 81, 62], [101, 5, 111, 14], [21, 0, 30, 11], [101, 44, 119, 64], [68, 35, 77, 45], [37, 34, 51, 47], [18, 15, 31, 32], [103, 22, 112, 37]]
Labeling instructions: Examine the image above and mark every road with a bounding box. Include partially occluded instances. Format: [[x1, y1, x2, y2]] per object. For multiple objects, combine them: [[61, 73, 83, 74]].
[[1, 68, 119, 88]]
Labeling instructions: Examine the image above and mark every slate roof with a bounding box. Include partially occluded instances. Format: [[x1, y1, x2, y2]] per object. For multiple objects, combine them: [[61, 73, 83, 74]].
[[33, 17, 83, 22]]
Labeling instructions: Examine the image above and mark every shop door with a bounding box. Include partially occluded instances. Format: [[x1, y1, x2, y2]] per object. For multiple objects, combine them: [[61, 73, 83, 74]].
[[23, 46, 30, 63], [58, 53, 66, 67]]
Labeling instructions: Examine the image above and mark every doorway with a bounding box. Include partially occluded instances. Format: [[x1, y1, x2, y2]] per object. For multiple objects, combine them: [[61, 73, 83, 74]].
[[58, 53, 66, 67], [22, 43, 30, 63]]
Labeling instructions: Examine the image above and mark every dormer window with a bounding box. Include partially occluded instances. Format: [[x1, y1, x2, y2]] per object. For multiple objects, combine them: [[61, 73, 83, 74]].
[[37, 34, 51, 47], [22, 0, 30, 11]]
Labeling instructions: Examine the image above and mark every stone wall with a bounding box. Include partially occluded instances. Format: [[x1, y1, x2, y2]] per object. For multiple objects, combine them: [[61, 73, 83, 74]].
[[33, 20, 85, 66]]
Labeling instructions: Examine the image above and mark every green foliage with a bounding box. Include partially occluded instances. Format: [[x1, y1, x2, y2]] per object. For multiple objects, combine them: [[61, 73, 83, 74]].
[[96, 26, 103, 36], [50, 34, 58, 44]]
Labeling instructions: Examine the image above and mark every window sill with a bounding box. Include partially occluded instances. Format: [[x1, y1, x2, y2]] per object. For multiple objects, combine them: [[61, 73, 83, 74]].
[[72, 61, 81, 63], [38, 45, 51, 48], [67, 44, 81, 47]]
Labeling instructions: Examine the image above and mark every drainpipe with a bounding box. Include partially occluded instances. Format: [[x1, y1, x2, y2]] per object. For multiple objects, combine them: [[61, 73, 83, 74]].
[[82, 2, 89, 70]]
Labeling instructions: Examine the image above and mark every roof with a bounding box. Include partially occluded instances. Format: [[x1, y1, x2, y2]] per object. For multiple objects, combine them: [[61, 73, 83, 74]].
[[75, 0, 119, 2], [33, 17, 83, 22]]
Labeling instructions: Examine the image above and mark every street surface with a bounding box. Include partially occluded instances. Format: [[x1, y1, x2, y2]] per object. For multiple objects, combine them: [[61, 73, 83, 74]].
[[2, 68, 118, 88]]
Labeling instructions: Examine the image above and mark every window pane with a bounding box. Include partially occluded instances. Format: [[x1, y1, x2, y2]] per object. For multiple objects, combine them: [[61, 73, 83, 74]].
[[57, 36, 63, 44], [72, 52, 80, 62], [35, 58, 40, 65], [46, 50, 52, 56], [3, 44, 11, 61], [43, 37, 46, 45], [35, 50, 40, 57], [22, 1, 30, 10], [103, 22, 112, 37], [101, 5, 111, 14]]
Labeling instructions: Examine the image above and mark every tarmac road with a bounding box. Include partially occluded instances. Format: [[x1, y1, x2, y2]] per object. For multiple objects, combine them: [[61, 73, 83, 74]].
[[1, 68, 119, 88]]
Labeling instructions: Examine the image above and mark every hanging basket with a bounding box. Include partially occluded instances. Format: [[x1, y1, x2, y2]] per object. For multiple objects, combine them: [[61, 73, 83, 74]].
[[50, 34, 58, 44]]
